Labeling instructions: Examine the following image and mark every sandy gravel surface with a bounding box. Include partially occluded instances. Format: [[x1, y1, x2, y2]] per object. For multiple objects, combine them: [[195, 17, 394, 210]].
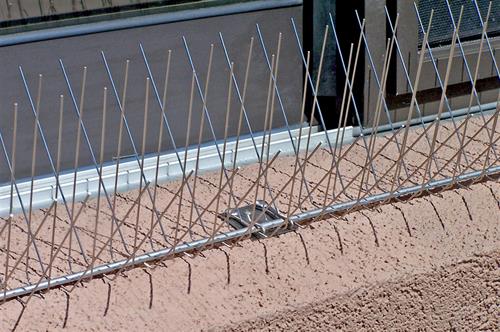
[[0, 114, 498, 331], [222, 250, 500, 331]]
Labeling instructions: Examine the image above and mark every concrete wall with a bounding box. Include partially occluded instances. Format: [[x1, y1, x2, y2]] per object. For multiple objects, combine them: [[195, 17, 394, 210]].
[[0, 5, 303, 183]]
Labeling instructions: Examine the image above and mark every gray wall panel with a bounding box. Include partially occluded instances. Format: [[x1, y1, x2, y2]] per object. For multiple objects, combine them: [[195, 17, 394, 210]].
[[0, 6, 303, 183]]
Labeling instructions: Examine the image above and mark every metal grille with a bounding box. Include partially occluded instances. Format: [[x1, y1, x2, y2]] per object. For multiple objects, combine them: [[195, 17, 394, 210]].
[[418, 0, 500, 47]]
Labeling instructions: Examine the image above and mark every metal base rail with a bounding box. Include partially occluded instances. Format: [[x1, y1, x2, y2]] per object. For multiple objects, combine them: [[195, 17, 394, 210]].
[[0, 125, 353, 217], [353, 102, 498, 136]]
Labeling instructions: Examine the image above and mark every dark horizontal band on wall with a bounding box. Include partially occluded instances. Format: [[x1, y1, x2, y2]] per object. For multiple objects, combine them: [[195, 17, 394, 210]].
[[386, 76, 500, 110], [0, 0, 302, 47]]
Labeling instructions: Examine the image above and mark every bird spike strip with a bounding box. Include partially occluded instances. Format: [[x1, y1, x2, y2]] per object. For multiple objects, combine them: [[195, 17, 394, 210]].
[[0, 1, 499, 303]]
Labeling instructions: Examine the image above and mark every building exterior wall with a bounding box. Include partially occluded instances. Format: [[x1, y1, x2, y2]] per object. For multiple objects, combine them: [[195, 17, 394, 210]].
[[0, 5, 303, 183]]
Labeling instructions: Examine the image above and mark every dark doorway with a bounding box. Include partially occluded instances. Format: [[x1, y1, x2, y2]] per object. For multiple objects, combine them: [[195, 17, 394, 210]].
[[303, 0, 365, 129]]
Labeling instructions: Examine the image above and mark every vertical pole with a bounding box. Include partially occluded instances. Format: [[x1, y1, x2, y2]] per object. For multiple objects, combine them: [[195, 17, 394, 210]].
[[92, 86, 108, 279]]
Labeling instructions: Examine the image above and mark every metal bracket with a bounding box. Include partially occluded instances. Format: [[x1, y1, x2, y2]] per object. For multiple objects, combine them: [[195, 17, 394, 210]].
[[222, 200, 285, 239]]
